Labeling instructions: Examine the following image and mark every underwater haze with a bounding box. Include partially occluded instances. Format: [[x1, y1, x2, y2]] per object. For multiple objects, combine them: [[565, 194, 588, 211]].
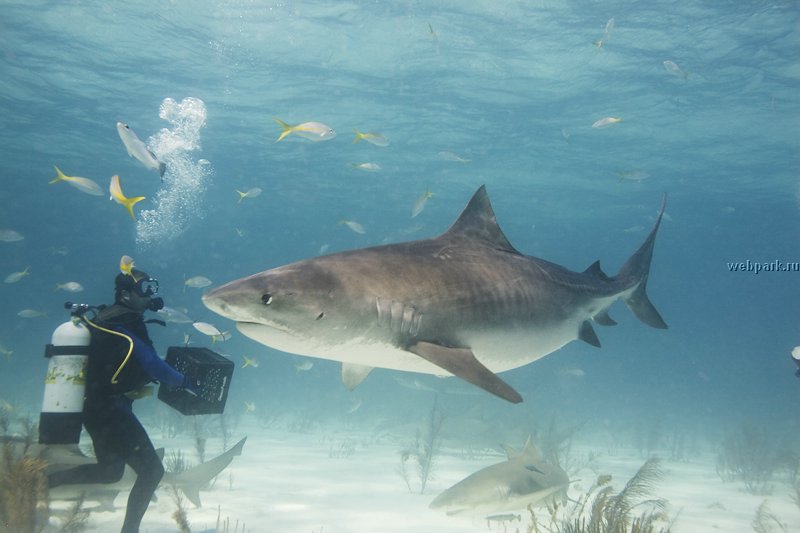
[[1, 1, 799, 532]]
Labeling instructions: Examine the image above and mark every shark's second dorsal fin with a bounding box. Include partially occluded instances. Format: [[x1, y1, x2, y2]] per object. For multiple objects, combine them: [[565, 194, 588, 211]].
[[442, 185, 519, 254], [583, 260, 611, 281]]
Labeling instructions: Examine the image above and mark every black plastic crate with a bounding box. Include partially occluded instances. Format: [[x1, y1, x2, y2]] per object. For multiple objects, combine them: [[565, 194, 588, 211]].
[[158, 346, 234, 415]]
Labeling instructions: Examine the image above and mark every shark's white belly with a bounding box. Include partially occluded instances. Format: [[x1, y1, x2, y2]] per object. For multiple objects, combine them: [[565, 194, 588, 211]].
[[236, 309, 588, 376]]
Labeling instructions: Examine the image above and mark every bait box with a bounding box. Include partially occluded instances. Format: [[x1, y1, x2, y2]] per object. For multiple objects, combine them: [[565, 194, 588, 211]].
[[158, 347, 234, 415]]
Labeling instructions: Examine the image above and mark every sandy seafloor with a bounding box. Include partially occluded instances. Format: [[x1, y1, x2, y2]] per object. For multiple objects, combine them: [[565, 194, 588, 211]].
[[41, 414, 799, 533]]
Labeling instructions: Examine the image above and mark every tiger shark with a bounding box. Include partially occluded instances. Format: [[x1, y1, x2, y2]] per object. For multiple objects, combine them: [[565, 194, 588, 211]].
[[203, 186, 667, 403]]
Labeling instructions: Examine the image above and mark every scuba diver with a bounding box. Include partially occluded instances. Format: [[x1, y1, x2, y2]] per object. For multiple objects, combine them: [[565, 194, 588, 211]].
[[48, 267, 198, 533]]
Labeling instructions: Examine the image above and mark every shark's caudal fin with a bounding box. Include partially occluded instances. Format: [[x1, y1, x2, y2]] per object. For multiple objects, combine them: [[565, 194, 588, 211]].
[[617, 194, 668, 329], [171, 437, 246, 507]]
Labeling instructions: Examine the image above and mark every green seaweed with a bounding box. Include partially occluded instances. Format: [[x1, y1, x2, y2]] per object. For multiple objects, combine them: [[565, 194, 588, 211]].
[[397, 396, 445, 494], [716, 423, 776, 495], [0, 442, 49, 533], [751, 500, 788, 533], [527, 458, 672, 533]]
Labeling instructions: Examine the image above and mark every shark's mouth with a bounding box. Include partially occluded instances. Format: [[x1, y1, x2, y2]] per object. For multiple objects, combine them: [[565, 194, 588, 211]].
[[236, 320, 296, 336]]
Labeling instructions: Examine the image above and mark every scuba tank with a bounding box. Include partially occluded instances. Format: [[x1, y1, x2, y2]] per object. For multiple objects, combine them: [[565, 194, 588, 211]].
[[38, 303, 91, 445]]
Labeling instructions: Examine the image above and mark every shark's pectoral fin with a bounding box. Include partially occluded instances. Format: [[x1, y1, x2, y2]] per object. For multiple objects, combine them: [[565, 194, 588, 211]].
[[341, 363, 374, 390], [579, 321, 601, 347], [408, 342, 523, 404]]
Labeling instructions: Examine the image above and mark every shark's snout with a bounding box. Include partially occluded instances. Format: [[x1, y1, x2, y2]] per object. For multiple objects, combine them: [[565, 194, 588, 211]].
[[202, 284, 251, 322]]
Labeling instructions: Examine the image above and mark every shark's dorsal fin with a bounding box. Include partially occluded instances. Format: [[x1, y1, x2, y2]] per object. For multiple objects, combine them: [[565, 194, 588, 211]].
[[522, 435, 544, 462], [442, 186, 519, 253], [583, 260, 611, 281]]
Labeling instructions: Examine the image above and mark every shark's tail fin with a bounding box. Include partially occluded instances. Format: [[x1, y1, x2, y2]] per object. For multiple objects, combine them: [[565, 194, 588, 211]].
[[617, 194, 668, 329]]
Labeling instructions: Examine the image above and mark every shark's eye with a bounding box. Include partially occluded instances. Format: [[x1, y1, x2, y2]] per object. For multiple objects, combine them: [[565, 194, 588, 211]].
[[262, 294, 273, 305]]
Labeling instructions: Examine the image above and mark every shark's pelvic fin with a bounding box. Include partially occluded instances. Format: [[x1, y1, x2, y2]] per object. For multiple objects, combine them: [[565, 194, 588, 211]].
[[341, 363, 374, 390], [579, 320, 601, 347], [409, 341, 523, 404], [593, 309, 617, 326]]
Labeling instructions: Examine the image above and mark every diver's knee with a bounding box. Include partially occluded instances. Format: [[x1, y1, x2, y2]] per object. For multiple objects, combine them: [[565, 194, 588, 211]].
[[101, 461, 126, 483]]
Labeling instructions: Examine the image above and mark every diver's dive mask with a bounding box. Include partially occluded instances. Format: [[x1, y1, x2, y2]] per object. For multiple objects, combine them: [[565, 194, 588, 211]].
[[134, 277, 159, 298], [132, 277, 163, 311]]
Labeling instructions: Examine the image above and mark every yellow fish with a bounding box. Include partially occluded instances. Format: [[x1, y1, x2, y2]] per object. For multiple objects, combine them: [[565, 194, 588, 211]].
[[0, 344, 12, 360], [244, 401, 256, 412], [120, 255, 135, 276], [50, 166, 104, 196], [4, 266, 30, 284], [411, 189, 435, 218], [592, 117, 623, 129], [350, 162, 381, 172], [593, 17, 615, 48], [241, 355, 259, 369], [352, 129, 389, 147], [339, 219, 366, 235], [295, 361, 314, 373], [273, 118, 336, 142], [109, 175, 145, 220], [55, 281, 84, 293], [236, 187, 263, 203]]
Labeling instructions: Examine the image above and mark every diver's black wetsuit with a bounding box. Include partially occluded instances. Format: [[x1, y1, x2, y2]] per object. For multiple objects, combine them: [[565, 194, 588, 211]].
[[48, 304, 183, 533]]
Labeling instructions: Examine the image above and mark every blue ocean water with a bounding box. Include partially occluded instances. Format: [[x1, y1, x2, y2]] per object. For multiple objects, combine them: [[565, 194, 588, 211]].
[[1, 0, 798, 530]]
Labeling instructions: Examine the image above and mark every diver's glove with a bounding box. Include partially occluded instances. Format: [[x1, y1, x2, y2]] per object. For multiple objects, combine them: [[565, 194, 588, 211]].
[[181, 374, 202, 396]]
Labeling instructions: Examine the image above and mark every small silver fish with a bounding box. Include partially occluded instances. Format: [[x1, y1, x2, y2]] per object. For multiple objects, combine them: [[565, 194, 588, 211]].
[[438, 151, 470, 163], [192, 321, 222, 336], [295, 361, 314, 372], [4, 267, 30, 284], [350, 162, 381, 172], [663, 60, 688, 80], [18, 309, 46, 318], [156, 306, 193, 323], [184, 275, 212, 289], [617, 170, 650, 182], [0, 230, 24, 243], [340, 220, 366, 234], [116, 122, 166, 178], [592, 117, 623, 128], [55, 282, 84, 293]]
